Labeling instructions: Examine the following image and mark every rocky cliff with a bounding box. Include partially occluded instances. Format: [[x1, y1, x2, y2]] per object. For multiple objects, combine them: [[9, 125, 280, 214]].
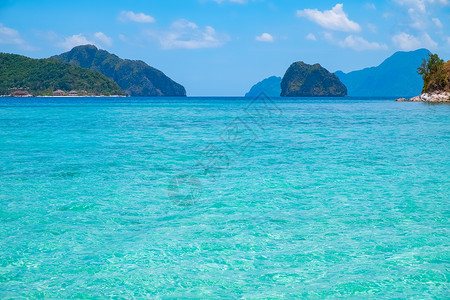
[[281, 62, 347, 97], [51, 45, 186, 97]]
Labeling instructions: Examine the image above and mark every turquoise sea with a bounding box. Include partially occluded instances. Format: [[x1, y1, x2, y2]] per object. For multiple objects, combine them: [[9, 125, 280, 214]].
[[0, 97, 449, 298]]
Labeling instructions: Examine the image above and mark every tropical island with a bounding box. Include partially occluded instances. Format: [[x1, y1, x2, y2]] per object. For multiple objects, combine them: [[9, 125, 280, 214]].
[[246, 49, 432, 98], [0, 45, 186, 97], [280, 62, 347, 97], [1, 45, 448, 100], [51, 45, 186, 97], [0, 53, 124, 97], [396, 53, 450, 103]]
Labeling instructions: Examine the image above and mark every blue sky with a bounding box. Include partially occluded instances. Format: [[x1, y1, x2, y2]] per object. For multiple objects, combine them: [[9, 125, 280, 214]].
[[0, 0, 449, 96]]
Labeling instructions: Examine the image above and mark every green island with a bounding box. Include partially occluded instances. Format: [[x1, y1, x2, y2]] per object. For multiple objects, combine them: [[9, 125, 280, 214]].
[[0, 53, 125, 97], [396, 53, 450, 102], [280, 61, 347, 97], [51, 45, 186, 97]]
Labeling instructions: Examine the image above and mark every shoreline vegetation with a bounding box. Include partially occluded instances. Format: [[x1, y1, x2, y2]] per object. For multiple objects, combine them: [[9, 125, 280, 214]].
[[0, 53, 125, 97], [396, 53, 450, 103], [0, 92, 127, 98]]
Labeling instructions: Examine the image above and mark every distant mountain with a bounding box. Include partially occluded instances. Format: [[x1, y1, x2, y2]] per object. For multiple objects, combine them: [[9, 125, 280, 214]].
[[245, 76, 282, 97], [51, 45, 186, 97], [281, 62, 347, 97], [0, 53, 124, 96], [335, 49, 431, 97]]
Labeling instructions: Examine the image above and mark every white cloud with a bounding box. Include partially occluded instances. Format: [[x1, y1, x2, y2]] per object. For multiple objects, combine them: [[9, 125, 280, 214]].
[[0, 23, 33, 50], [305, 33, 317, 41], [432, 17, 443, 28], [58, 34, 93, 50], [394, 0, 449, 13], [323, 32, 387, 51], [157, 19, 226, 49], [338, 35, 388, 51], [392, 32, 438, 50], [94, 32, 112, 46], [0, 23, 25, 45], [296, 4, 361, 32], [255, 33, 274, 42], [395, 0, 427, 12], [393, 0, 449, 31], [306, 33, 317, 41], [118, 11, 155, 23]]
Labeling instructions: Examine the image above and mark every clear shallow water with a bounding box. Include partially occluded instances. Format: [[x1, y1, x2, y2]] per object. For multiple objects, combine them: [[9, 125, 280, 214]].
[[0, 97, 449, 298]]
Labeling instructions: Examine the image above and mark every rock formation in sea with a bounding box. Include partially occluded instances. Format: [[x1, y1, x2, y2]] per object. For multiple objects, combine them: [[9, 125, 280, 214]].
[[51, 45, 186, 97], [281, 62, 347, 97], [245, 76, 282, 97], [396, 55, 450, 103], [405, 92, 450, 102]]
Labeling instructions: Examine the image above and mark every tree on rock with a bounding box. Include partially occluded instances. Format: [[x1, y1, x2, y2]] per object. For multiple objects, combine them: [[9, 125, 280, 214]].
[[418, 53, 448, 92]]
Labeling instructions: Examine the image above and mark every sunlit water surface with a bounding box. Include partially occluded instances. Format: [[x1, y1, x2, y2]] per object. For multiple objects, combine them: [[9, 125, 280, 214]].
[[0, 97, 448, 298]]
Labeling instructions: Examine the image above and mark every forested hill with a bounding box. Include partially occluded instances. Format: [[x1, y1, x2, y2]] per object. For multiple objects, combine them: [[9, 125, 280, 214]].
[[51, 45, 186, 97], [0, 53, 124, 96]]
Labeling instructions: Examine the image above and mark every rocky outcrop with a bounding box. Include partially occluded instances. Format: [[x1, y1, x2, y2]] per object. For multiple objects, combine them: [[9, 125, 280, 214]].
[[396, 92, 450, 103], [51, 45, 186, 97], [410, 92, 450, 102], [397, 59, 450, 103], [281, 62, 347, 97]]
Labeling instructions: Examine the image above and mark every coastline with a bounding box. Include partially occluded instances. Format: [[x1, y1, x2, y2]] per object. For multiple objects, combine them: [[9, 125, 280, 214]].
[[396, 91, 450, 103], [1, 95, 127, 98]]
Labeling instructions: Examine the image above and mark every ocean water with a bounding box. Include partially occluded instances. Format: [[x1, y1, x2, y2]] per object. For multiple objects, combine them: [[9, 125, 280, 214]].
[[0, 96, 448, 298]]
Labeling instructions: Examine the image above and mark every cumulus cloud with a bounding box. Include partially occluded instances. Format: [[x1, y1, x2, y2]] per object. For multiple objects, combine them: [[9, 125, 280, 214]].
[[118, 11, 155, 23], [394, 0, 427, 12], [0, 23, 25, 45], [156, 19, 226, 49], [58, 34, 93, 50], [394, 0, 449, 13], [432, 17, 443, 28], [338, 35, 388, 51], [392, 32, 438, 50], [306, 33, 317, 41], [255, 33, 274, 42], [394, 0, 449, 28], [94, 32, 112, 46], [296, 4, 361, 32], [323, 32, 387, 51], [0, 23, 33, 50], [392, 0, 448, 38]]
